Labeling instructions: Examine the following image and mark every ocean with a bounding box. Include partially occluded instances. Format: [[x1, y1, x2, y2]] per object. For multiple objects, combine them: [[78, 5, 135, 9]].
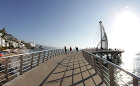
[[115, 52, 140, 85]]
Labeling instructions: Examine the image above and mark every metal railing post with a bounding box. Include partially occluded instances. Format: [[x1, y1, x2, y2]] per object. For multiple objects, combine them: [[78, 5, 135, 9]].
[[31, 53, 34, 69], [92, 55, 97, 72], [57, 50, 59, 56], [63, 49, 64, 53], [133, 78, 138, 86], [61, 49, 63, 54], [55, 50, 57, 56], [47, 50, 50, 60], [37, 52, 41, 66], [90, 55, 94, 68], [60, 49, 62, 54], [53, 50, 55, 57], [89, 54, 93, 67], [82, 50, 84, 57], [108, 63, 115, 86], [5, 58, 8, 81], [50, 50, 53, 59], [88, 53, 90, 64], [98, 58, 104, 82], [86, 52, 88, 62], [85, 52, 87, 61], [42, 51, 46, 63], [59, 49, 60, 54], [56, 50, 58, 56], [20, 55, 24, 75], [84, 51, 86, 59]]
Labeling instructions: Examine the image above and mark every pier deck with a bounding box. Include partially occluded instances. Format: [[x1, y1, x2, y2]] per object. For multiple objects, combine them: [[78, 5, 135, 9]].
[[4, 52, 105, 86]]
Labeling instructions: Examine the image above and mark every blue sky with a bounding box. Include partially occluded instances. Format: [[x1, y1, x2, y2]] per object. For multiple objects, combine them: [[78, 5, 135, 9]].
[[0, 0, 140, 50]]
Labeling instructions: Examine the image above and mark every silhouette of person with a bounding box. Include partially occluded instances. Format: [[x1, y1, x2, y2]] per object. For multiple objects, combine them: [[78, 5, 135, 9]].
[[64, 46, 67, 54], [70, 46, 72, 51]]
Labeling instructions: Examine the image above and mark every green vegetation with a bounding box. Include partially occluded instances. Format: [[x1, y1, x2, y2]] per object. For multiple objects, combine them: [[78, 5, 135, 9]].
[[0, 47, 6, 51], [1, 27, 7, 40], [8, 43, 14, 49]]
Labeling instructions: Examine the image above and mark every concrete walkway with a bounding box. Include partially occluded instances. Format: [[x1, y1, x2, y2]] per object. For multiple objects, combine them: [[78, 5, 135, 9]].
[[4, 52, 105, 86]]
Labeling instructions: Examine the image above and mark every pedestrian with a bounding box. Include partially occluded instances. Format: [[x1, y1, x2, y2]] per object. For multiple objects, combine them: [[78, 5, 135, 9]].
[[75, 47, 78, 51], [77, 47, 78, 51], [64, 46, 67, 54], [70, 46, 72, 51], [75, 47, 77, 51]]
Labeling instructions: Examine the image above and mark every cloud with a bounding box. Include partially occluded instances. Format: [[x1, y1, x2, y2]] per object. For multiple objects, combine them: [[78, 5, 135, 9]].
[[5, 21, 11, 26]]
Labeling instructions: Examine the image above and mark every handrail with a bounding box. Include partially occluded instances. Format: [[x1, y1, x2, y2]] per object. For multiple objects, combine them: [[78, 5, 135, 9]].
[[0, 48, 80, 84], [82, 49, 140, 86], [0, 48, 69, 84], [0, 49, 59, 59]]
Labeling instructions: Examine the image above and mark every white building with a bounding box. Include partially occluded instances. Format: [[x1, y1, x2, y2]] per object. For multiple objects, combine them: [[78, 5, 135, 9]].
[[12, 42, 18, 48], [9, 41, 18, 48], [30, 42, 35, 47], [5, 42, 9, 47], [6, 36, 15, 41], [19, 43, 25, 48], [0, 33, 6, 47], [1, 38, 5, 47]]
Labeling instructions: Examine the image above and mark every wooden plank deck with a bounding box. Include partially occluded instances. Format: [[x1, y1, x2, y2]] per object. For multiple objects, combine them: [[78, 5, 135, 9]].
[[4, 52, 105, 86]]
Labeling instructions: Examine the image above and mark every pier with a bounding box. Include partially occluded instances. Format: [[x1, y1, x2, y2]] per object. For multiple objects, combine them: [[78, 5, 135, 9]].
[[3, 52, 104, 86], [0, 49, 140, 86]]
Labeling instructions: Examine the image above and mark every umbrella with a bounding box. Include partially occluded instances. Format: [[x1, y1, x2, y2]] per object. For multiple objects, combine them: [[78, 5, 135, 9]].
[[0, 54, 3, 57]]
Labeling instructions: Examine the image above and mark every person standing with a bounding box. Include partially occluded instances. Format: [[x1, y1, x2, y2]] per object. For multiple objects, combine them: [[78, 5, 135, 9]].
[[64, 46, 67, 54], [70, 46, 72, 51], [75, 47, 78, 51]]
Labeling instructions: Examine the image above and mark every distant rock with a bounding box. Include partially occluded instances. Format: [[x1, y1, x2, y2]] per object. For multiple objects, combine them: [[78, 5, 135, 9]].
[[35, 44, 57, 50]]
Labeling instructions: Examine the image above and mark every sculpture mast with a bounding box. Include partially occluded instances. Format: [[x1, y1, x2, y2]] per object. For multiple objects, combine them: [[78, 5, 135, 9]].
[[99, 21, 102, 50]]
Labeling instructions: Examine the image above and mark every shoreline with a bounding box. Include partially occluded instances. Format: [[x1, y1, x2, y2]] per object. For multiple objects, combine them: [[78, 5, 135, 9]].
[[0, 49, 44, 58]]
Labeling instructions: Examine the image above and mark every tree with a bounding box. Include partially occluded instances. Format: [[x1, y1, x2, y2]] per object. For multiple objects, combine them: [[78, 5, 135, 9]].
[[1, 27, 6, 40], [39, 45, 44, 49], [9, 43, 14, 49]]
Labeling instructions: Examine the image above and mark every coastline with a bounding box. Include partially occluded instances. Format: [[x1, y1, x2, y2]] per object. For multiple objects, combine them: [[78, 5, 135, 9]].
[[3, 49, 44, 57], [0, 49, 44, 63]]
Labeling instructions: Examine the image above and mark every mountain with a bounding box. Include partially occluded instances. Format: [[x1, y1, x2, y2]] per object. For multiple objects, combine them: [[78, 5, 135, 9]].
[[35, 44, 57, 50]]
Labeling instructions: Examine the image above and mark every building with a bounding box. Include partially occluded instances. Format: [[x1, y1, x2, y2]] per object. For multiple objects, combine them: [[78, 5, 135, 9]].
[[15, 38, 21, 44], [6, 35, 15, 41], [0, 33, 5, 47], [19, 43, 25, 48], [0, 38, 5, 47], [5, 42, 9, 47], [30, 42, 35, 47], [12, 42, 18, 48]]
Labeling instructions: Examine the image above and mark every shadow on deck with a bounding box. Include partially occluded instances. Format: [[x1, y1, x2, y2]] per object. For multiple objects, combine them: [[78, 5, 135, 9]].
[[4, 52, 105, 86]]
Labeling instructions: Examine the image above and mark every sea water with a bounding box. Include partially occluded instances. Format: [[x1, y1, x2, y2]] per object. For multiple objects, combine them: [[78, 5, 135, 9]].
[[112, 51, 140, 86]]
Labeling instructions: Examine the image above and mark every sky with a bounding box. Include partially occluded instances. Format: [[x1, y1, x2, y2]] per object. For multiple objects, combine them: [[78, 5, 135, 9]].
[[0, 0, 140, 51]]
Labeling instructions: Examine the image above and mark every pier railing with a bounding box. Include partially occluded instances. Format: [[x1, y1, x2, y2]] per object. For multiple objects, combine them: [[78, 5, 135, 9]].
[[82, 50, 140, 86], [0, 49, 75, 84]]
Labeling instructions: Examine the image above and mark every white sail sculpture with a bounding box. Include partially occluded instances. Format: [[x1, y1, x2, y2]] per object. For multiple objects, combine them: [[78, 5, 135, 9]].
[[97, 21, 108, 50]]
